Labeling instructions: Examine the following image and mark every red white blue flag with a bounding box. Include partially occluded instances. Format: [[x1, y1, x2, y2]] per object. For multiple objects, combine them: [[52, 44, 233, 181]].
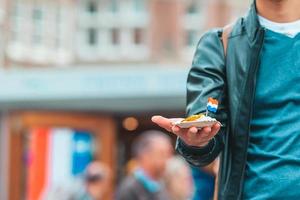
[[207, 97, 219, 113]]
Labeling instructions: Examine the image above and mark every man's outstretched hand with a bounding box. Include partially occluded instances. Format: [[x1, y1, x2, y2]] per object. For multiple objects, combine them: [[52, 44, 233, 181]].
[[151, 115, 221, 147]]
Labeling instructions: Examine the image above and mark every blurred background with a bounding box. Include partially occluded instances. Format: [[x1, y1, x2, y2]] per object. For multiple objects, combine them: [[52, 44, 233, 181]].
[[0, 0, 251, 199]]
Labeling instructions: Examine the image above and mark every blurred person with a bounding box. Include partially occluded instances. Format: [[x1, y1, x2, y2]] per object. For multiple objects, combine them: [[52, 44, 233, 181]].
[[152, 0, 300, 199], [76, 161, 110, 200], [117, 130, 173, 200], [125, 158, 139, 175], [164, 156, 194, 200], [43, 185, 75, 200]]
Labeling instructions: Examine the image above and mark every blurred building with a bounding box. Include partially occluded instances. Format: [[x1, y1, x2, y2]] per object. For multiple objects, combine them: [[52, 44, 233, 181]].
[[0, 0, 5, 67], [0, 0, 251, 200]]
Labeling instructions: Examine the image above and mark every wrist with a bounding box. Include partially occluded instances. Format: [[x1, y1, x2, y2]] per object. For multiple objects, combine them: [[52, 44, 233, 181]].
[[177, 138, 215, 155], [197, 141, 210, 148]]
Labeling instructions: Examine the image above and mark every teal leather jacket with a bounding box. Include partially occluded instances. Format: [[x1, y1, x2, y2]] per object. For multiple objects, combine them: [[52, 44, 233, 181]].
[[176, 3, 265, 200]]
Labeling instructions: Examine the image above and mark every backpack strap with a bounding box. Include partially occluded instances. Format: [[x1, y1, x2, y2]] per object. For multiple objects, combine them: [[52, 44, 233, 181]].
[[211, 24, 233, 200], [221, 24, 233, 56]]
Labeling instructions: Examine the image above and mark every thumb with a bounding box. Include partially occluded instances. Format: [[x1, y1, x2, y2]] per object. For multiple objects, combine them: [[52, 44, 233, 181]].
[[151, 115, 172, 131], [151, 115, 161, 123]]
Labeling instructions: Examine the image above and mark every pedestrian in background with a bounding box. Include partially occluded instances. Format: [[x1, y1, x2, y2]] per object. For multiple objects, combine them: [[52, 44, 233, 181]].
[[164, 156, 194, 200], [76, 161, 110, 200], [116, 130, 173, 200]]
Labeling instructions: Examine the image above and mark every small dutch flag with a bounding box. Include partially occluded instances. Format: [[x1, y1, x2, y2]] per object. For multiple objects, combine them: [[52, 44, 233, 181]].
[[207, 97, 219, 114]]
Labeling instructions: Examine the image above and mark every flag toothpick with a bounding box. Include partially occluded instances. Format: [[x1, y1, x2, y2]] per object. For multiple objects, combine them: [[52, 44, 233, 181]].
[[206, 97, 219, 116]]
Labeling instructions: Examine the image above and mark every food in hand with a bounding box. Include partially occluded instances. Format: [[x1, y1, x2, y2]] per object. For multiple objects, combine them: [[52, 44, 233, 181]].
[[172, 114, 219, 129], [181, 114, 205, 122]]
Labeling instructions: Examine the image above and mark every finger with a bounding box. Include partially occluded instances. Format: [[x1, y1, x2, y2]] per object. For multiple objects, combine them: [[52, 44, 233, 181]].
[[200, 126, 212, 137], [151, 115, 173, 131], [189, 127, 213, 146], [186, 127, 199, 142], [187, 126, 198, 136], [185, 127, 213, 146], [195, 127, 213, 142], [171, 125, 186, 136], [210, 123, 221, 136], [172, 126, 200, 145], [198, 124, 220, 141]]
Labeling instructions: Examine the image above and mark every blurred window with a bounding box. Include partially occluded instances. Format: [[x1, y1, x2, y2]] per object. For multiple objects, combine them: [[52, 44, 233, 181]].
[[134, 28, 143, 45], [87, 1, 98, 13], [88, 28, 98, 46], [133, 0, 146, 12], [77, 0, 149, 61], [11, 2, 22, 42], [182, 1, 204, 60], [111, 28, 120, 45], [32, 6, 43, 45], [32, 7, 42, 20], [187, 3, 198, 14], [186, 0, 204, 16], [186, 30, 198, 47], [109, 0, 118, 13], [55, 6, 62, 48]]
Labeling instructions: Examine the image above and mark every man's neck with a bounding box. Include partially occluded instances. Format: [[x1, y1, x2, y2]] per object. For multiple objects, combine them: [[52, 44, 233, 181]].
[[256, 0, 300, 23]]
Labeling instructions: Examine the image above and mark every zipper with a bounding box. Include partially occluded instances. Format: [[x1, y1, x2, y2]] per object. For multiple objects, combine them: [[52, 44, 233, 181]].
[[238, 27, 266, 199]]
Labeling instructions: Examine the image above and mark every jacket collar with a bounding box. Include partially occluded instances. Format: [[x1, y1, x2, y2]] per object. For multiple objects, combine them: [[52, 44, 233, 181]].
[[134, 168, 162, 193], [244, 1, 263, 42]]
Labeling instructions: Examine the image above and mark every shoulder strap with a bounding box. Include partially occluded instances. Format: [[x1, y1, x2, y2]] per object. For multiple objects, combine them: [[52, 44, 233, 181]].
[[221, 24, 233, 56], [210, 24, 233, 200]]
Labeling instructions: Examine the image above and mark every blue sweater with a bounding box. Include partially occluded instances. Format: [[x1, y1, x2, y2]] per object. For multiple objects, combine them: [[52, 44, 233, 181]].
[[243, 30, 300, 199]]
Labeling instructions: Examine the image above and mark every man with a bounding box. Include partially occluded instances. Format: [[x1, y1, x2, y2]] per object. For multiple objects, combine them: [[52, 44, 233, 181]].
[[76, 162, 110, 200], [117, 130, 173, 200], [152, 0, 300, 199]]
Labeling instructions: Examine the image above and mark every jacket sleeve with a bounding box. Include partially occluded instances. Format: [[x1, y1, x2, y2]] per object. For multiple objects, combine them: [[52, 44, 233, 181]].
[[176, 29, 228, 167]]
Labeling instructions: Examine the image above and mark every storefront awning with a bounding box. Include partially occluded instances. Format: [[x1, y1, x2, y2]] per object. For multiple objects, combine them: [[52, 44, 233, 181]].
[[0, 65, 188, 112]]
